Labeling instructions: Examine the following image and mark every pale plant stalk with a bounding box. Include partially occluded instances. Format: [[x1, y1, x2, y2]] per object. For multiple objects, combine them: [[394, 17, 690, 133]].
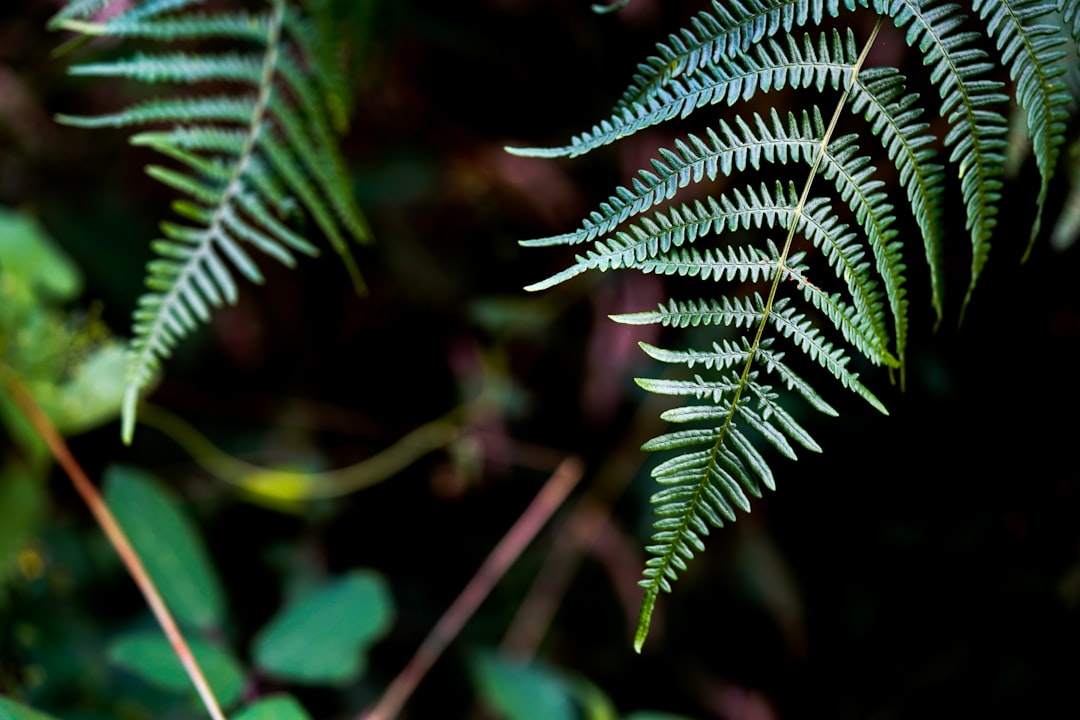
[[2, 367, 227, 720], [361, 455, 585, 720]]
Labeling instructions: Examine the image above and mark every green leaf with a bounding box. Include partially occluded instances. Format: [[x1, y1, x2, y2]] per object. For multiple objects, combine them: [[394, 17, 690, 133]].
[[231, 695, 312, 720], [470, 652, 577, 720], [109, 631, 246, 707], [0, 697, 62, 720], [572, 675, 618, 720], [30, 341, 127, 435], [0, 208, 81, 302], [252, 570, 393, 685], [0, 462, 47, 595], [104, 465, 225, 630]]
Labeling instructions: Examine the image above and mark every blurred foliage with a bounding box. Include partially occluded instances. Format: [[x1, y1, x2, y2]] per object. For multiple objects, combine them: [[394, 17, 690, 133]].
[[104, 466, 226, 630], [0, 695, 61, 720], [469, 652, 700, 720], [0, 206, 124, 597], [233, 696, 314, 720], [252, 570, 393, 685], [471, 653, 580, 720], [108, 633, 247, 708]]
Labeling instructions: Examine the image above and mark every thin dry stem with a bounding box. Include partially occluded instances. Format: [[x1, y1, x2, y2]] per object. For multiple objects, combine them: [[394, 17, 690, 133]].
[[2, 368, 227, 720], [503, 393, 666, 657], [361, 455, 585, 720]]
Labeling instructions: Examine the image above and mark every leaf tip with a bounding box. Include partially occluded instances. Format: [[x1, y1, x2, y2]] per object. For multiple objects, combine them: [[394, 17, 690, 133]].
[[633, 588, 657, 653], [121, 385, 138, 446]]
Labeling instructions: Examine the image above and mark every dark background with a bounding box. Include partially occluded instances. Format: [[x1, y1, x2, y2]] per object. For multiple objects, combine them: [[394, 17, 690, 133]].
[[2, 1, 1079, 718]]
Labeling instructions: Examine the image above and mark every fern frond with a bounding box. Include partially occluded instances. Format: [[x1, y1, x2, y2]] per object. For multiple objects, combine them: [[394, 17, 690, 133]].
[[52, 0, 371, 443], [634, 336, 841, 417], [793, 191, 893, 366], [527, 181, 805, 286], [530, 160, 896, 367], [630, 366, 820, 650], [58, 12, 271, 40], [49, 0, 177, 26], [1064, 0, 1080, 42], [767, 298, 887, 412], [878, 0, 1009, 315], [849, 67, 941, 339], [972, 0, 1069, 252], [517, 0, 1076, 655]]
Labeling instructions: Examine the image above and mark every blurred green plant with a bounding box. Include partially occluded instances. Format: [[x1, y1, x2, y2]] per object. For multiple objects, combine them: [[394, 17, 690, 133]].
[[49, 0, 373, 444], [0, 206, 126, 595], [470, 652, 698, 720], [2, 465, 395, 718]]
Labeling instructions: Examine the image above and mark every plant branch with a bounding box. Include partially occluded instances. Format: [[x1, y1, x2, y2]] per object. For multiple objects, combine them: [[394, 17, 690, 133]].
[[360, 455, 585, 720], [0, 366, 227, 720], [138, 402, 465, 503], [502, 393, 665, 657]]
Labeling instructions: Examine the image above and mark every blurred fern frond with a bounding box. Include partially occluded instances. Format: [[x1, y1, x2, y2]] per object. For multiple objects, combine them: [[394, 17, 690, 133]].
[[51, 0, 372, 443]]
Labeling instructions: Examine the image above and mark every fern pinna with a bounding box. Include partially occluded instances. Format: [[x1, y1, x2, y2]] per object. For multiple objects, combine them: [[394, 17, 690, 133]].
[[50, 0, 371, 444], [512, 0, 1076, 650]]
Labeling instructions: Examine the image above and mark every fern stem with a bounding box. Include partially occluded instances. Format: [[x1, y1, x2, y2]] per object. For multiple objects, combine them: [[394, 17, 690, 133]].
[[741, 20, 883, 416], [742, 21, 883, 392], [121, 0, 287, 444], [634, 17, 884, 654], [757, 20, 883, 369]]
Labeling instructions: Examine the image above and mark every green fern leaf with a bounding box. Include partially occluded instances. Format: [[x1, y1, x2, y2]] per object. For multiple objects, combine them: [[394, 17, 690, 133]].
[[1064, 0, 1080, 41], [613, 1, 879, 129], [631, 368, 820, 651], [877, 0, 1009, 315], [849, 66, 941, 343], [971, 0, 1069, 253], [51, 0, 371, 444]]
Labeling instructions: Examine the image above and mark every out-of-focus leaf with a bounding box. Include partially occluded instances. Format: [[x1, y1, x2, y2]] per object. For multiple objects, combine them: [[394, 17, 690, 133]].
[[470, 652, 576, 720], [252, 570, 393, 685], [0, 208, 81, 302], [0, 205, 121, 435], [31, 341, 126, 434], [0, 382, 45, 462], [1052, 137, 1080, 251], [0, 696, 62, 720], [592, 0, 632, 13], [0, 463, 46, 594], [470, 296, 555, 337], [301, 0, 382, 132], [624, 713, 699, 720], [231, 695, 312, 720], [572, 675, 618, 720], [104, 465, 225, 630], [109, 631, 246, 707]]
